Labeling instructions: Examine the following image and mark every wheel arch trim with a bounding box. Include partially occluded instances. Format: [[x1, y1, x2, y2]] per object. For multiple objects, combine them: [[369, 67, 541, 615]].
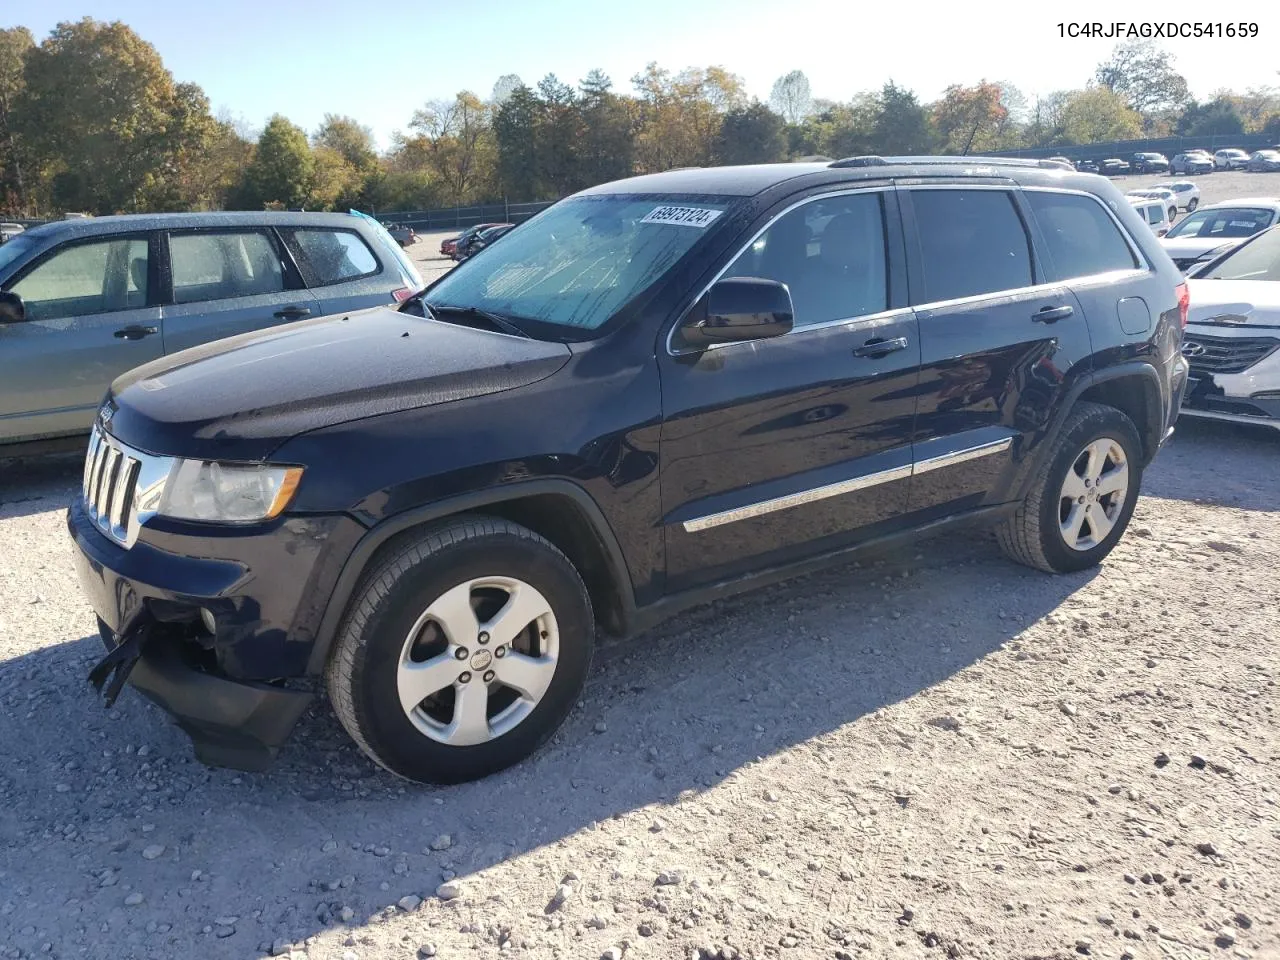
[[305, 479, 636, 676]]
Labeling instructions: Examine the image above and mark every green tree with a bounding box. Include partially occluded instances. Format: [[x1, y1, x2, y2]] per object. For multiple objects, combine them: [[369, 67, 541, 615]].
[[716, 102, 787, 164], [494, 84, 542, 199], [309, 145, 361, 210], [873, 82, 934, 154], [243, 114, 314, 208], [535, 74, 584, 196], [578, 70, 634, 188], [15, 18, 215, 214], [314, 114, 377, 171], [0, 27, 34, 214], [1058, 88, 1143, 144], [1094, 41, 1189, 128], [1176, 99, 1245, 138]]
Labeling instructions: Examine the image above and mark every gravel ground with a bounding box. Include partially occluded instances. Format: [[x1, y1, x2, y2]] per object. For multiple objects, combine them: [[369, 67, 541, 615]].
[[1, 417, 1277, 960]]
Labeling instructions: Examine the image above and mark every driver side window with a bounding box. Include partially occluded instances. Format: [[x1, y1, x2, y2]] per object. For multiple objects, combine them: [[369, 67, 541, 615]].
[[722, 193, 888, 328], [11, 238, 149, 323]]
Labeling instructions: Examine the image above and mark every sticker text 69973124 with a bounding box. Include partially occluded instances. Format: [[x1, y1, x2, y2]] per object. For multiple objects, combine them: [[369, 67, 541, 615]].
[[640, 206, 723, 228]]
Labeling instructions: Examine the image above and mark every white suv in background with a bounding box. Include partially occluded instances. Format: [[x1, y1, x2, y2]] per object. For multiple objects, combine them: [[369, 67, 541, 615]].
[[1154, 181, 1201, 212], [1214, 148, 1251, 171]]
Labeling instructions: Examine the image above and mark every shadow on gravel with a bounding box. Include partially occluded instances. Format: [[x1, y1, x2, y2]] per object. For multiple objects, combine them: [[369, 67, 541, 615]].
[[0, 453, 81, 520], [1143, 418, 1280, 512], [0, 531, 1099, 957]]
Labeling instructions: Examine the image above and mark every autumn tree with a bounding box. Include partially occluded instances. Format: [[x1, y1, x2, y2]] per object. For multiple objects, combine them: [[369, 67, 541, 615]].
[[631, 63, 745, 172], [314, 114, 377, 172], [409, 91, 495, 203], [243, 115, 314, 208], [769, 70, 812, 125], [932, 82, 1007, 155]]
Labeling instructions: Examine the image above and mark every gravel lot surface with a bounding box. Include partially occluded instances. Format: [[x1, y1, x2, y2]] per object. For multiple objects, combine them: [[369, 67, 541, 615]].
[[2, 184, 1279, 960], [1, 421, 1278, 960]]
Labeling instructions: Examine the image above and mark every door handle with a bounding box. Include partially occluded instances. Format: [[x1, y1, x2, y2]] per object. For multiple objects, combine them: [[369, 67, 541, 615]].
[[273, 306, 312, 320], [1033, 305, 1074, 323], [113, 325, 159, 340], [853, 336, 909, 358]]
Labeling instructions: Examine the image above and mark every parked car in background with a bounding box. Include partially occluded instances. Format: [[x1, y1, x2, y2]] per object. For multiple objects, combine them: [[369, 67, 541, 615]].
[[1247, 150, 1280, 172], [1076, 159, 1101, 173], [440, 222, 505, 258], [0, 222, 24, 244], [1180, 225, 1280, 430], [1158, 199, 1280, 272], [385, 223, 418, 248], [1128, 196, 1172, 236], [67, 156, 1187, 783], [1171, 153, 1215, 176], [1130, 152, 1170, 174], [0, 211, 424, 451], [454, 222, 515, 261], [1125, 188, 1178, 221], [1046, 156, 1073, 167], [1101, 158, 1130, 175], [1154, 181, 1201, 212], [1214, 149, 1251, 171]]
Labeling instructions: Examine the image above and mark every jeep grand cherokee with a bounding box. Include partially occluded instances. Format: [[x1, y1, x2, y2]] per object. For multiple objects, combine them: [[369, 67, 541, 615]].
[[69, 157, 1189, 784]]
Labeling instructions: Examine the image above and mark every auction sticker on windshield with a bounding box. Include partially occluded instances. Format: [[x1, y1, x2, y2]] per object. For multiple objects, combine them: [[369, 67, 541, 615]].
[[641, 206, 724, 228]]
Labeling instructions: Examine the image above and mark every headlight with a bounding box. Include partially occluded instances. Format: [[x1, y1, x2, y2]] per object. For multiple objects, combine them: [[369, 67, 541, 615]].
[[158, 461, 303, 523]]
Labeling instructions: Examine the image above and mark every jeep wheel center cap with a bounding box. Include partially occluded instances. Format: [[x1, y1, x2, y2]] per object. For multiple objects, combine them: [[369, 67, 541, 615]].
[[470, 650, 493, 671]]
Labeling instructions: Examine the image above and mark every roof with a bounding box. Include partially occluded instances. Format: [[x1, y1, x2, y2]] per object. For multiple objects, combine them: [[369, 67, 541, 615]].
[[1201, 197, 1280, 209], [577, 157, 1109, 199], [19, 210, 366, 241]]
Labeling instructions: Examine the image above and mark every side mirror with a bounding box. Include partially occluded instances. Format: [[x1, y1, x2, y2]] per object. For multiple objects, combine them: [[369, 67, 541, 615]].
[[0, 291, 25, 324], [680, 277, 794, 348]]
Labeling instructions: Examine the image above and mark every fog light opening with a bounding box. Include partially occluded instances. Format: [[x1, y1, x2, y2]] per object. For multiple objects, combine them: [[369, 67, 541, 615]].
[[199, 607, 217, 635]]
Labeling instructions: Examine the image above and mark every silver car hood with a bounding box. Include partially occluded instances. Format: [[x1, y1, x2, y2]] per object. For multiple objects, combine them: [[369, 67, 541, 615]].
[[1186, 279, 1280, 327], [1161, 236, 1244, 259]]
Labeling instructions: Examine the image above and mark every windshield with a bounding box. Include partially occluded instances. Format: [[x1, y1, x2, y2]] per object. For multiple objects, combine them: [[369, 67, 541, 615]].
[[425, 195, 734, 336], [1201, 227, 1280, 281], [0, 234, 37, 276], [1256, 151, 1280, 160], [1166, 208, 1275, 239]]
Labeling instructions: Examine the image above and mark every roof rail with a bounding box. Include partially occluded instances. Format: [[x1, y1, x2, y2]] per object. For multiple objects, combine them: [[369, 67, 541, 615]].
[[830, 155, 1072, 171]]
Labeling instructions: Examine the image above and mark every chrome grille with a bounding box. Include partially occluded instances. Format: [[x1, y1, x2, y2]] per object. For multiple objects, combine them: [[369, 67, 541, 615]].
[[1183, 334, 1280, 376], [81, 425, 173, 548]]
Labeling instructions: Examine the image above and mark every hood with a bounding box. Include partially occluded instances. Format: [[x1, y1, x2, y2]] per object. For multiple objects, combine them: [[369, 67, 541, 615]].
[[1160, 236, 1243, 259], [106, 307, 572, 461], [1186, 278, 1280, 327]]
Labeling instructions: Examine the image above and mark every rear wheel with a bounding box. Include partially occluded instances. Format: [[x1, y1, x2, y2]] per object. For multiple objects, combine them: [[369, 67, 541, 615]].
[[1187, 198, 1199, 212], [996, 403, 1142, 574], [326, 516, 594, 784]]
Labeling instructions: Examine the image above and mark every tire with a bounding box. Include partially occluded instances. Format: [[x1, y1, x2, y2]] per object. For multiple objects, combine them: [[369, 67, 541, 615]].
[[326, 516, 594, 784], [1187, 198, 1198, 212], [996, 402, 1143, 574]]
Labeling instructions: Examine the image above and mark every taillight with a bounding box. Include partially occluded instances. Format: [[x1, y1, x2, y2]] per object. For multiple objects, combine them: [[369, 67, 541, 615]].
[[1175, 281, 1189, 329], [391, 287, 415, 303]]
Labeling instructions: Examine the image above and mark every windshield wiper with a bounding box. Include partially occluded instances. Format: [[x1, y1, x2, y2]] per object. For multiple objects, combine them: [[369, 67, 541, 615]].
[[422, 302, 531, 339]]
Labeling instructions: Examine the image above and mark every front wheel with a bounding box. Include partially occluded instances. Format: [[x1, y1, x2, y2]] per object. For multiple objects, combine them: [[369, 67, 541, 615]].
[[996, 403, 1142, 574], [1187, 198, 1199, 212], [326, 516, 594, 784]]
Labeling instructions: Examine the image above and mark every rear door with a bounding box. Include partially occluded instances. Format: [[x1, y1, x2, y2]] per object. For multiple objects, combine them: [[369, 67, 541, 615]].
[[898, 184, 1093, 520], [159, 227, 320, 355], [278, 226, 404, 314], [658, 186, 921, 592], [0, 233, 162, 443]]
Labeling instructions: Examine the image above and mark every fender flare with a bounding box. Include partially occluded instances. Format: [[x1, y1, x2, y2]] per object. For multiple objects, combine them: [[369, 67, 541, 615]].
[[305, 478, 636, 675], [1013, 360, 1166, 502]]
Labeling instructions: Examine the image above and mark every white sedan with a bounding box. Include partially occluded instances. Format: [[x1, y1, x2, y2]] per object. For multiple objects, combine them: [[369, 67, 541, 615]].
[[1181, 225, 1280, 431]]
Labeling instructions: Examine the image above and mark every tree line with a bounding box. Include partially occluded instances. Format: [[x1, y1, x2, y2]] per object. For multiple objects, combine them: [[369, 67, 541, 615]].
[[2, 19, 1279, 218]]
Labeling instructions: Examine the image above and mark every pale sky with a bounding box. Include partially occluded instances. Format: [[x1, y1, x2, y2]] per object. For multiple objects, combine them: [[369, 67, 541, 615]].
[[5, 0, 1276, 148]]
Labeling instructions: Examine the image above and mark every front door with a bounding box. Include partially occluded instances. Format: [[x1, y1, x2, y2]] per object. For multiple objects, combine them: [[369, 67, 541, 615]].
[[897, 185, 1095, 520], [658, 188, 920, 592], [160, 228, 319, 355], [0, 233, 162, 443]]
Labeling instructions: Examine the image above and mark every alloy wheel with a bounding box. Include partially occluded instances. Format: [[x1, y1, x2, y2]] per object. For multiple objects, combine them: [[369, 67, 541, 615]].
[[1057, 437, 1130, 552], [396, 576, 559, 745]]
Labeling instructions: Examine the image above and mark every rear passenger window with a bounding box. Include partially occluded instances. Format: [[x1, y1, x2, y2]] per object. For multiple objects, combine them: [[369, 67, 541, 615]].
[[1027, 192, 1139, 280], [170, 231, 284, 304], [722, 192, 888, 327], [909, 190, 1032, 302], [288, 229, 379, 286]]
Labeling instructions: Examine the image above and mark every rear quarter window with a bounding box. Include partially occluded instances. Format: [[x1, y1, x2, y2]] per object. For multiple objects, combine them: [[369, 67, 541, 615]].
[[285, 229, 381, 287], [1026, 191, 1139, 281]]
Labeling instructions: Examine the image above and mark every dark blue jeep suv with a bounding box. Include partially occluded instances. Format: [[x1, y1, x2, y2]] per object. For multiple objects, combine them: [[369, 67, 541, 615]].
[[68, 157, 1190, 783]]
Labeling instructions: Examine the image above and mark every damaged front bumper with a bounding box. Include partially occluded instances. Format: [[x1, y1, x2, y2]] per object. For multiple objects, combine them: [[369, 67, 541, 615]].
[[66, 499, 340, 771]]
